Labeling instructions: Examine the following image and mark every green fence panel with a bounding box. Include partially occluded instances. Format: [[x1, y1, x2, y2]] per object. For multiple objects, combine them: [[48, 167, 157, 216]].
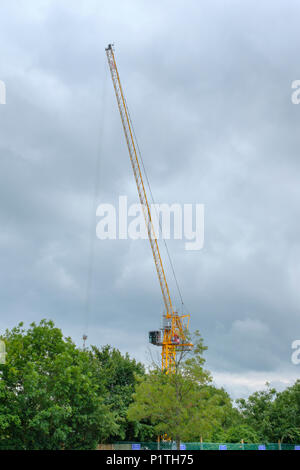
[[113, 441, 300, 451]]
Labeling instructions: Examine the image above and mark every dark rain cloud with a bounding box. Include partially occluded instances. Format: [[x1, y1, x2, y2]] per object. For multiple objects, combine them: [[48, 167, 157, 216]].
[[0, 0, 300, 397]]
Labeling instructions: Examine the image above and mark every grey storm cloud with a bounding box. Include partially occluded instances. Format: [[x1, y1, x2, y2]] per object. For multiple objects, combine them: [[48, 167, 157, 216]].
[[0, 0, 300, 398]]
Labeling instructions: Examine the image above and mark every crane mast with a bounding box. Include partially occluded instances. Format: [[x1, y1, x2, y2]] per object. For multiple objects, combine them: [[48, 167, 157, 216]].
[[105, 44, 192, 372]]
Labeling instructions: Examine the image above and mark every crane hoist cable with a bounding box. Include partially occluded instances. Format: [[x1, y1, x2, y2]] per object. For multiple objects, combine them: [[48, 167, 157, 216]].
[[83, 57, 109, 347], [105, 44, 193, 373]]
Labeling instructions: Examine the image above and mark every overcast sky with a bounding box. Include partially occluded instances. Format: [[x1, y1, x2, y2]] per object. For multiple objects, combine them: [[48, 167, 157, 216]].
[[0, 0, 300, 399]]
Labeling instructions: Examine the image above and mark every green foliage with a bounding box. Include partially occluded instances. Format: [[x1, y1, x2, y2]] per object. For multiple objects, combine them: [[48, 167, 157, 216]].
[[222, 424, 260, 443], [0, 320, 118, 449], [91, 345, 155, 441], [0, 321, 299, 448], [127, 332, 237, 447], [237, 380, 300, 443]]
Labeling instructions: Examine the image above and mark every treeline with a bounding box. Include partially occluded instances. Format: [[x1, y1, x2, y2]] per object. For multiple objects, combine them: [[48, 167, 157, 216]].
[[0, 320, 299, 449]]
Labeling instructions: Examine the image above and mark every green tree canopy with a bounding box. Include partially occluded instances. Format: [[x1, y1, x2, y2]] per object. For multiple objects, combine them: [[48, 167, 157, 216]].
[[237, 380, 300, 443], [0, 320, 118, 449], [92, 345, 155, 441], [127, 331, 237, 448]]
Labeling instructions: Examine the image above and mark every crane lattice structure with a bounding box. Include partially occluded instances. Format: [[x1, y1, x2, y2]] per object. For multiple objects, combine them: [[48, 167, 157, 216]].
[[105, 44, 192, 373]]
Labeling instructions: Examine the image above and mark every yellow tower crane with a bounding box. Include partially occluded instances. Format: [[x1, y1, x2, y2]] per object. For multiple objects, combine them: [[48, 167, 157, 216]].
[[105, 44, 192, 373]]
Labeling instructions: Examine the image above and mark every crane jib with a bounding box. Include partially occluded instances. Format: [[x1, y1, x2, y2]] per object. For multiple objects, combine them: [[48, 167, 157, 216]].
[[105, 44, 192, 372]]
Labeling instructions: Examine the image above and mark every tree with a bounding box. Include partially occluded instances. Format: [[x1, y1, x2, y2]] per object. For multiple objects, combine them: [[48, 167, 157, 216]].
[[208, 389, 242, 442], [237, 380, 300, 443], [236, 385, 277, 441], [92, 345, 155, 441], [271, 380, 300, 443], [222, 424, 260, 443], [0, 320, 118, 449], [127, 332, 234, 448]]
